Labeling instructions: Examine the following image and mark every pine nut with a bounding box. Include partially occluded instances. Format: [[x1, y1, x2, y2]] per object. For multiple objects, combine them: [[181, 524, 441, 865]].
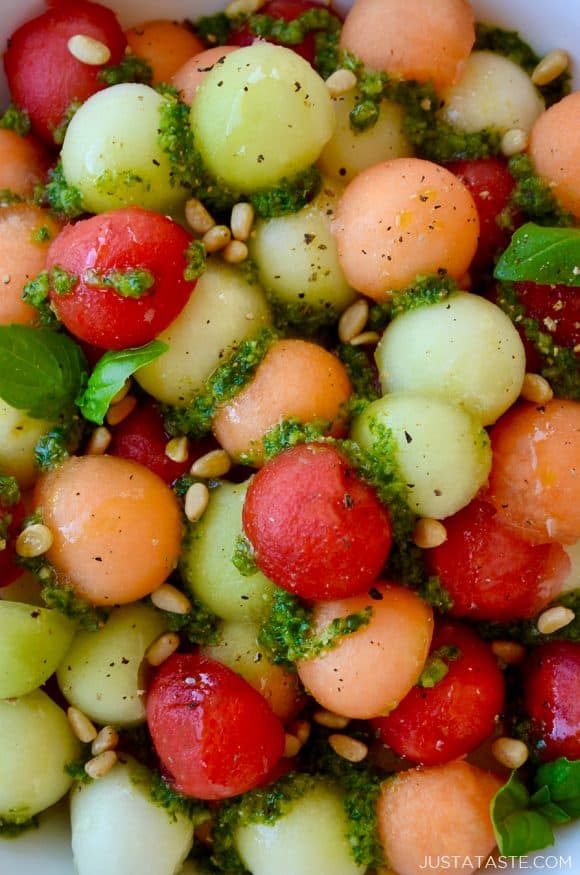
[[190, 449, 232, 479], [338, 299, 369, 343], [85, 749, 118, 780], [146, 631, 181, 667], [150, 583, 192, 615], [230, 203, 255, 241], [223, 240, 249, 264], [67, 706, 97, 744], [328, 733, 368, 763], [91, 725, 119, 756], [491, 737, 529, 770], [185, 198, 215, 235], [165, 436, 189, 464], [15, 524, 53, 558], [349, 330, 380, 347], [413, 517, 447, 549], [537, 605, 575, 635], [500, 128, 528, 157], [86, 426, 112, 455], [225, 0, 265, 16], [313, 709, 350, 729], [184, 482, 210, 523], [531, 49, 569, 86], [68, 34, 111, 66], [109, 379, 131, 406], [195, 818, 214, 845], [491, 640, 527, 665], [521, 373, 554, 405], [106, 395, 137, 426], [283, 733, 301, 758], [202, 225, 231, 253], [0, 539, 6, 552], [325, 68, 358, 98], [291, 719, 311, 746]]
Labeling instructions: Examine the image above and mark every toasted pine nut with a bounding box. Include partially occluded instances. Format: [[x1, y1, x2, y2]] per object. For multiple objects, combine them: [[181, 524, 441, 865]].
[[67, 706, 97, 744], [283, 733, 302, 758], [15, 523, 53, 559], [491, 640, 527, 665], [225, 0, 265, 15], [202, 225, 231, 253], [0, 539, 6, 552], [531, 49, 569, 86], [338, 299, 369, 343], [106, 395, 137, 426], [165, 436, 189, 464], [184, 482, 210, 523], [231, 203, 255, 241], [500, 128, 528, 157], [146, 631, 181, 667], [413, 517, 447, 549], [150, 583, 192, 615], [537, 605, 575, 635], [85, 750, 118, 780], [86, 426, 112, 455], [291, 719, 311, 746], [195, 818, 214, 845], [325, 68, 358, 97], [68, 34, 111, 65], [109, 379, 131, 406], [349, 330, 380, 347], [190, 449, 232, 479], [328, 733, 368, 763], [313, 709, 350, 729], [491, 737, 529, 770], [223, 240, 249, 264], [91, 725, 119, 757], [521, 373, 554, 405], [185, 198, 215, 235]]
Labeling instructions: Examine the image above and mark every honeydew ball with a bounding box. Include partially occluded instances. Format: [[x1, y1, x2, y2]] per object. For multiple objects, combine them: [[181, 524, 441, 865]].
[[249, 181, 356, 317], [61, 84, 186, 214], [375, 293, 526, 425], [352, 393, 491, 519], [0, 690, 80, 822], [235, 779, 365, 875], [318, 94, 413, 183], [440, 51, 545, 135], [135, 258, 272, 407], [0, 399, 54, 488], [191, 43, 335, 192]]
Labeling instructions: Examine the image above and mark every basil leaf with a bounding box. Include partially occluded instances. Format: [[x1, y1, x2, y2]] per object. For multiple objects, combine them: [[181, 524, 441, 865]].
[[0, 325, 87, 420], [491, 771, 555, 856], [77, 341, 168, 424], [494, 222, 580, 285], [534, 758, 580, 818]]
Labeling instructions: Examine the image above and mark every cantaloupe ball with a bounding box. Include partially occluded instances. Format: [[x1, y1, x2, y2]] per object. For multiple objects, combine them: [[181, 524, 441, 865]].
[[339, 0, 475, 89], [529, 91, 580, 219], [172, 46, 239, 104], [34, 455, 182, 606], [332, 157, 479, 301], [0, 129, 49, 197], [297, 582, 433, 719], [440, 51, 545, 135], [125, 20, 205, 85], [377, 761, 503, 875]]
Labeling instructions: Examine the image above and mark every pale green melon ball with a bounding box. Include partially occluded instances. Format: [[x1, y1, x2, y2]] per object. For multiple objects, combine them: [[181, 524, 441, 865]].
[[62, 83, 185, 214], [191, 43, 335, 192]]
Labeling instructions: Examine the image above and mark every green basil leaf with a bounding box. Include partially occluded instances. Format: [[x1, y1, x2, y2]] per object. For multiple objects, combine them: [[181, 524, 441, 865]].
[[494, 222, 580, 285], [533, 801, 572, 824], [77, 341, 168, 425], [0, 325, 87, 420], [534, 758, 580, 818], [491, 771, 555, 856]]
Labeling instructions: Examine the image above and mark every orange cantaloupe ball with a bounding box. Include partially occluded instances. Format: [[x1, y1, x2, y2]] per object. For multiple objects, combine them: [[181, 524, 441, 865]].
[[0, 204, 61, 325], [212, 339, 352, 465], [296, 582, 433, 719], [125, 20, 205, 85], [172, 46, 239, 104], [339, 0, 475, 89], [377, 761, 503, 875], [332, 157, 480, 301], [0, 129, 50, 198], [529, 92, 580, 219], [34, 455, 182, 606]]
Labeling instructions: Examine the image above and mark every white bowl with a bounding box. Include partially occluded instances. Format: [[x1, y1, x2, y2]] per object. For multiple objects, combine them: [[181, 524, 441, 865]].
[[0, 1, 578, 873]]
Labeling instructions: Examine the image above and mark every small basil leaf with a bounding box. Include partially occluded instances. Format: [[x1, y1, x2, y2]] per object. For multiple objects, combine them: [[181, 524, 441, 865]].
[[494, 222, 580, 285], [77, 340, 168, 425], [0, 324, 87, 420], [533, 802, 572, 825], [534, 758, 580, 818], [493, 809, 555, 857]]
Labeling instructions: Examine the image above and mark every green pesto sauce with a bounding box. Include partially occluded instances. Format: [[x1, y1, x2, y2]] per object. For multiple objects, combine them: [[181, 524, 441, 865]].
[[231, 533, 258, 577], [51, 100, 81, 147], [184, 240, 207, 282], [268, 295, 338, 337], [478, 588, 580, 647], [131, 763, 209, 823], [38, 162, 84, 219], [249, 166, 322, 219], [21, 270, 60, 328], [50, 266, 78, 296], [0, 814, 39, 838], [18, 558, 106, 630], [31, 225, 52, 243], [367, 274, 459, 333], [34, 421, 82, 471], [83, 267, 155, 299], [495, 281, 580, 400], [0, 474, 20, 508], [65, 759, 93, 785], [151, 588, 220, 646], [0, 189, 23, 206], [247, 8, 341, 46], [417, 644, 460, 688], [98, 54, 153, 87], [337, 343, 380, 420], [163, 327, 279, 439], [508, 154, 575, 227], [193, 12, 236, 47], [258, 587, 372, 668], [94, 169, 150, 197], [0, 103, 31, 137]]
